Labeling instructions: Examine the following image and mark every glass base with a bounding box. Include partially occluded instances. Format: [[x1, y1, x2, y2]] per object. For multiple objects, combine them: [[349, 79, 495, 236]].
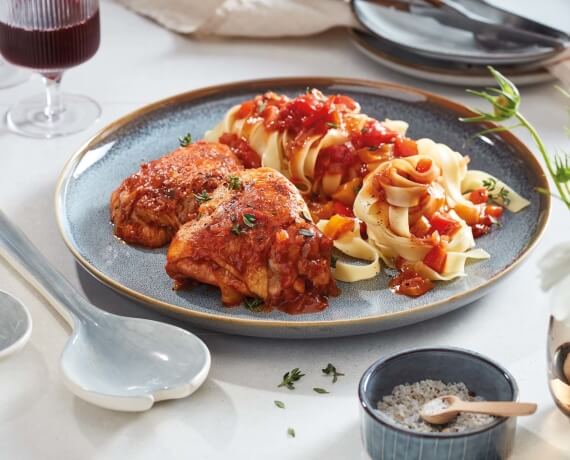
[[0, 62, 29, 89], [6, 92, 101, 139]]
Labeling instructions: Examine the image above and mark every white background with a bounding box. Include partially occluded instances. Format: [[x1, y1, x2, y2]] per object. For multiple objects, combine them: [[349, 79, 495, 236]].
[[1, 1, 569, 459]]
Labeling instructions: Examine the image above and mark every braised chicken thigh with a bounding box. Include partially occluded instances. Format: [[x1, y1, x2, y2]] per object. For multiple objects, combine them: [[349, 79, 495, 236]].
[[110, 142, 243, 248], [166, 167, 338, 314]]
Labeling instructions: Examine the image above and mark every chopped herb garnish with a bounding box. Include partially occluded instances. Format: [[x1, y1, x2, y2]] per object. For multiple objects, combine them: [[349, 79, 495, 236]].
[[278, 368, 305, 390], [497, 187, 511, 206], [178, 133, 192, 147], [305, 86, 312, 94], [231, 223, 244, 236], [326, 122, 339, 129], [482, 177, 497, 192], [257, 101, 267, 113], [313, 387, 330, 394], [299, 229, 315, 238], [322, 363, 344, 383], [244, 297, 264, 311], [193, 190, 211, 204], [243, 213, 257, 228], [361, 127, 369, 134], [287, 427, 296, 438], [274, 400, 285, 409], [331, 255, 338, 268], [368, 146, 379, 152], [228, 175, 242, 190]]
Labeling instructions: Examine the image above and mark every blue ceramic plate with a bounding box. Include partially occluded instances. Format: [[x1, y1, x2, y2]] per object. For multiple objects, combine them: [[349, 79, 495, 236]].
[[55, 78, 550, 338]]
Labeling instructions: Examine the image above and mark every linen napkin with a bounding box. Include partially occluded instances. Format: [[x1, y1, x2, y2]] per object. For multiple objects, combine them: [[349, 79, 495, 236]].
[[116, 0, 570, 87]]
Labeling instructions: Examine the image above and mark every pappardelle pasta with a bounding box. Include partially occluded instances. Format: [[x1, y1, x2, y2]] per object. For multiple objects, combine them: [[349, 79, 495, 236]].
[[205, 89, 529, 297]]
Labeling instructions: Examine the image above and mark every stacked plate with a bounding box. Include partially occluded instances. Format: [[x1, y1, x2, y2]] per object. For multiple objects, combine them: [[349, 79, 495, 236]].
[[350, 0, 570, 86]]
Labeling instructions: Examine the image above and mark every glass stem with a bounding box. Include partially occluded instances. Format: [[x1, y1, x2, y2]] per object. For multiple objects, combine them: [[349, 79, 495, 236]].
[[42, 73, 65, 122]]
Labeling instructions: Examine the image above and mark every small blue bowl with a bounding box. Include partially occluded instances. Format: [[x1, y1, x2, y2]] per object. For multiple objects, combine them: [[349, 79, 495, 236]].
[[359, 348, 518, 460]]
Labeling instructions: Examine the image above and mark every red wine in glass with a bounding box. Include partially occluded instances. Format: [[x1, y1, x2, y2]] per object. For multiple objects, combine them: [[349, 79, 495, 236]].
[[0, 11, 100, 72], [0, 0, 101, 138]]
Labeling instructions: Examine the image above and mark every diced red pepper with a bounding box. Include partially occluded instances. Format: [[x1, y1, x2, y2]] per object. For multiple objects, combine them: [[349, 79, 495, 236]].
[[423, 245, 447, 273], [236, 100, 256, 119], [395, 138, 418, 157], [485, 205, 504, 218], [469, 187, 488, 205], [471, 224, 490, 238], [429, 212, 461, 236], [415, 158, 432, 173]]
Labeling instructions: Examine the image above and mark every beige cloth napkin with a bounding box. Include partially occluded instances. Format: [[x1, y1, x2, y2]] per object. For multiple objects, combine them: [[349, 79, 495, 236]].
[[116, 0, 569, 87], [116, 0, 358, 37]]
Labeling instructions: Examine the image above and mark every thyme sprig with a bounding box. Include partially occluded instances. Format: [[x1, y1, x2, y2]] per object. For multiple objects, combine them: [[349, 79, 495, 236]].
[[461, 67, 570, 209], [178, 133, 193, 147], [322, 363, 344, 383], [278, 368, 305, 390]]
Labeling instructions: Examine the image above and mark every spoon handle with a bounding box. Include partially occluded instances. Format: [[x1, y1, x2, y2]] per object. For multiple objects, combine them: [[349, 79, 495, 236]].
[[0, 210, 93, 327], [455, 401, 537, 417]]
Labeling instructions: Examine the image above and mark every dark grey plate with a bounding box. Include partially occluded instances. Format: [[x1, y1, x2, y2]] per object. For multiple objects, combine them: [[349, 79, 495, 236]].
[[55, 78, 550, 338]]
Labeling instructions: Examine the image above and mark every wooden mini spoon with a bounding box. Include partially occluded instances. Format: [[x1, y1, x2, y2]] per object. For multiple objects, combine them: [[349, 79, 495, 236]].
[[420, 395, 537, 425]]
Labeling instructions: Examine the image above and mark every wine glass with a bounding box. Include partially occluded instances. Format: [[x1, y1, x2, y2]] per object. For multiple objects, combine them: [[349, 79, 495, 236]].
[[0, 58, 29, 89], [0, 0, 101, 138]]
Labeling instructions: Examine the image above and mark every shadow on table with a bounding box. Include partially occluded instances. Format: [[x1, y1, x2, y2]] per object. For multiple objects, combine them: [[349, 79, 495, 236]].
[[71, 379, 236, 451], [75, 261, 513, 396]]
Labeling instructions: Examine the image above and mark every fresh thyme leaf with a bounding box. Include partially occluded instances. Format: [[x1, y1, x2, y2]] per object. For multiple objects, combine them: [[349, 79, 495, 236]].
[[287, 427, 295, 438], [243, 213, 257, 228], [361, 127, 369, 134], [305, 86, 312, 94], [231, 223, 244, 236], [193, 190, 211, 204], [498, 187, 511, 206], [178, 133, 193, 147], [299, 229, 315, 238], [326, 122, 339, 129], [331, 255, 338, 268], [322, 363, 344, 383], [482, 177, 497, 192], [313, 387, 329, 394], [228, 175, 242, 190], [278, 368, 305, 390], [257, 101, 267, 113], [244, 297, 264, 311], [274, 400, 285, 409]]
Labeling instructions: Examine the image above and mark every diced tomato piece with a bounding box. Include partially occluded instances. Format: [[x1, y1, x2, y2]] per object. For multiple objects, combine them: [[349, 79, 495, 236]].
[[395, 138, 418, 157], [390, 267, 434, 297], [356, 121, 398, 148], [469, 187, 489, 205], [423, 245, 447, 273], [471, 224, 490, 238], [429, 212, 461, 236], [236, 100, 256, 119], [333, 201, 354, 217], [330, 95, 358, 111], [411, 216, 432, 238], [323, 214, 355, 240], [416, 158, 432, 173], [485, 205, 504, 218]]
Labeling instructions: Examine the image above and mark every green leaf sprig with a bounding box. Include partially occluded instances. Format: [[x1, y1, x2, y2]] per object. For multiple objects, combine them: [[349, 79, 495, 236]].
[[322, 363, 344, 383], [278, 368, 305, 390], [462, 67, 570, 209], [193, 190, 211, 204], [178, 133, 193, 147]]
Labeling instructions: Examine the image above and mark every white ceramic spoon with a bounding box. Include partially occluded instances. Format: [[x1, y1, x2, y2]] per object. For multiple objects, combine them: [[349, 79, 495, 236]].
[[0, 211, 211, 411]]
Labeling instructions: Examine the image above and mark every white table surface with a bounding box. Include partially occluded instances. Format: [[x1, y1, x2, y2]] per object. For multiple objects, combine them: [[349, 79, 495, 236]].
[[1, 1, 570, 459]]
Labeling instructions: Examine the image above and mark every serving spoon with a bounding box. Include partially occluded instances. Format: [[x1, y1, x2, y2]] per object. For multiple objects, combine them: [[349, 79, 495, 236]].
[[420, 395, 537, 425], [0, 211, 211, 411]]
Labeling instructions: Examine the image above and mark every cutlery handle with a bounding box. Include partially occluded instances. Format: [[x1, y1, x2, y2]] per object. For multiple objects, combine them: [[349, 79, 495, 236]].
[[456, 401, 537, 417], [0, 210, 95, 328]]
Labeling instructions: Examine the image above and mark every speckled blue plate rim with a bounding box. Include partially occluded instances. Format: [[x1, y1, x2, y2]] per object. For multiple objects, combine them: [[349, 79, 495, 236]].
[[54, 77, 551, 337], [358, 346, 519, 438]]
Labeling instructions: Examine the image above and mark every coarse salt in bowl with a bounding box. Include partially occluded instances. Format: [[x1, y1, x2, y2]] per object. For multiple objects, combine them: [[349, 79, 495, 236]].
[[359, 347, 518, 460]]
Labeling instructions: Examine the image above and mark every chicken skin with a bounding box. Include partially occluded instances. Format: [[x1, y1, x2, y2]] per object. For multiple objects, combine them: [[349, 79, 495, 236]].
[[166, 167, 339, 314], [110, 142, 243, 248]]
